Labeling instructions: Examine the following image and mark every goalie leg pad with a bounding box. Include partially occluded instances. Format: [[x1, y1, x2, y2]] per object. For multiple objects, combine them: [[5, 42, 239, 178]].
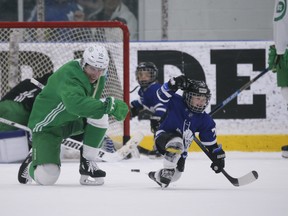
[[0, 130, 29, 163], [34, 164, 60, 185]]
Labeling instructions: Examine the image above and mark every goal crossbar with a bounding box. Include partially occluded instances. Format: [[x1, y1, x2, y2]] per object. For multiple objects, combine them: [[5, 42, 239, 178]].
[[0, 21, 130, 144]]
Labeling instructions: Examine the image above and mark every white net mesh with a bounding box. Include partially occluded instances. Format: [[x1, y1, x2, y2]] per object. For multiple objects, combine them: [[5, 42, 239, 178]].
[[0, 22, 129, 143]]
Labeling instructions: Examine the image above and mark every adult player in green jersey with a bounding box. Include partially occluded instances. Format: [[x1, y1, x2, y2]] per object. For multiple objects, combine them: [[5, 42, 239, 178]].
[[268, 0, 288, 158], [18, 44, 129, 185]]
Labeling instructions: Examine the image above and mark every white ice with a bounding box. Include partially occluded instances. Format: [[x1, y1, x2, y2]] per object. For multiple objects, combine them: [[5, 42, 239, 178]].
[[0, 152, 287, 216]]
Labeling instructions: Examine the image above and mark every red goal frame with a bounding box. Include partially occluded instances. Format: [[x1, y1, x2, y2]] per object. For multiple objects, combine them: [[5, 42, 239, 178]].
[[0, 21, 130, 143]]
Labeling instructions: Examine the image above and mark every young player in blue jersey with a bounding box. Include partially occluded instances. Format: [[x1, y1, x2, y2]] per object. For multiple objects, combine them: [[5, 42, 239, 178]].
[[130, 62, 166, 157], [148, 75, 226, 188]]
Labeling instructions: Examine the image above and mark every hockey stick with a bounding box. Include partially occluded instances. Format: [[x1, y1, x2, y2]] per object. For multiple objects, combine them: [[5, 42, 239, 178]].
[[0, 117, 32, 134], [130, 85, 139, 93], [209, 67, 269, 116], [63, 132, 144, 162], [0, 117, 144, 162], [193, 137, 258, 187], [30, 78, 45, 89]]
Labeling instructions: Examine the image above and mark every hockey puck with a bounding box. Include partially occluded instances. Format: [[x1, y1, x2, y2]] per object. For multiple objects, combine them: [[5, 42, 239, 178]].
[[131, 169, 140, 172]]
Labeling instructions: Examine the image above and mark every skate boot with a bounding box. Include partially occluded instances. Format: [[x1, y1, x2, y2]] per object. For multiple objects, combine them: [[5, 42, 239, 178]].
[[148, 171, 162, 187], [79, 147, 106, 185], [281, 145, 288, 158], [18, 151, 32, 184], [159, 168, 175, 186], [148, 168, 175, 188]]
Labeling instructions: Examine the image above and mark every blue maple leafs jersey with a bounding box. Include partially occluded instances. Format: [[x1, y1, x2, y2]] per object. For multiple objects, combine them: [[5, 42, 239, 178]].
[[156, 83, 217, 147], [131, 82, 166, 118]]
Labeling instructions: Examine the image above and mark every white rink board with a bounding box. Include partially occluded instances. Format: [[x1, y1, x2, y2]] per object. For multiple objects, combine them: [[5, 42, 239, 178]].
[[130, 41, 288, 135]]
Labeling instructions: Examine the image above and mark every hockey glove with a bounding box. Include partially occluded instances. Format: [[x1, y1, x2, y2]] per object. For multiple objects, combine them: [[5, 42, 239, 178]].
[[168, 75, 189, 91], [150, 115, 161, 134], [268, 45, 288, 74], [210, 145, 226, 174], [104, 97, 129, 121], [130, 101, 143, 118]]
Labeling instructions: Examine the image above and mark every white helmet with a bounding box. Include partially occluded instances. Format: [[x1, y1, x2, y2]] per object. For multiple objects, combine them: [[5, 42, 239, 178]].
[[82, 44, 109, 69]]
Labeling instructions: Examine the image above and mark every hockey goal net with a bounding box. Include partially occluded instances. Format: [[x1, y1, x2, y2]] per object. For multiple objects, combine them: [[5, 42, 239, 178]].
[[0, 21, 130, 144]]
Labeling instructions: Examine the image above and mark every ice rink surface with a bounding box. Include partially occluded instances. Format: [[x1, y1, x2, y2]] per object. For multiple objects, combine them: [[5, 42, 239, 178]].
[[0, 152, 287, 216]]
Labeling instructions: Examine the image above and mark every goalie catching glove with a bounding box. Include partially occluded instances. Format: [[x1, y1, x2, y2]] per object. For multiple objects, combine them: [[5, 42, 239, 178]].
[[209, 144, 226, 174], [268, 45, 288, 74], [104, 96, 128, 121]]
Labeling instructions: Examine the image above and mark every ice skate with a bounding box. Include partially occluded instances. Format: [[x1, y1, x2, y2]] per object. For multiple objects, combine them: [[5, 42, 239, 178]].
[[79, 148, 106, 185], [148, 168, 175, 188], [159, 168, 175, 186], [281, 145, 288, 158], [18, 151, 32, 184], [148, 171, 163, 187]]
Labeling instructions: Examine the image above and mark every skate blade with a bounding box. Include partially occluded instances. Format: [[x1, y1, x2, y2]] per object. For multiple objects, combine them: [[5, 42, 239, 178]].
[[282, 151, 288, 158], [18, 162, 32, 184], [80, 175, 104, 186]]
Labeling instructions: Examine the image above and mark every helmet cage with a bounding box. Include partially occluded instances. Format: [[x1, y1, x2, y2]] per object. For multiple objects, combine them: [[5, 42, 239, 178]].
[[135, 62, 158, 88], [184, 91, 211, 113], [184, 80, 211, 113]]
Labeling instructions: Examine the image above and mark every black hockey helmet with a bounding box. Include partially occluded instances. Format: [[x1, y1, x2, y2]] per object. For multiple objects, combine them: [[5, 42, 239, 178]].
[[183, 79, 211, 113], [135, 62, 158, 88]]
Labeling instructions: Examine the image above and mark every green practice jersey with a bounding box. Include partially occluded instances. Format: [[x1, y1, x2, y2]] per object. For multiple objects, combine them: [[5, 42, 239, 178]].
[[29, 59, 106, 133]]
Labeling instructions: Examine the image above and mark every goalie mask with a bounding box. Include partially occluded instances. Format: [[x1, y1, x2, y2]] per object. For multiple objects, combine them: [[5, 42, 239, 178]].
[[135, 62, 158, 88], [183, 80, 211, 113], [82, 44, 109, 70]]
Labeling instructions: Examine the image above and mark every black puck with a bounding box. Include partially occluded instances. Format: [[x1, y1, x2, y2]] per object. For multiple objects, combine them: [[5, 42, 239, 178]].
[[131, 169, 140, 172]]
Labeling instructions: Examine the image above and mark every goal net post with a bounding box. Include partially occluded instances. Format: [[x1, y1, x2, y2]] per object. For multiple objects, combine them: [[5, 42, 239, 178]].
[[0, 21, 130, 144]]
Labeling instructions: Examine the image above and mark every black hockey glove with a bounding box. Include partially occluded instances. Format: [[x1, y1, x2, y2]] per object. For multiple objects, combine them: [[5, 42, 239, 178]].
[[167, 75, 189, 91], [150, 115, 161, 134], [130, 106, 139, 118], [210, 145, 226, 174], [130, 101, 143, 118]]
